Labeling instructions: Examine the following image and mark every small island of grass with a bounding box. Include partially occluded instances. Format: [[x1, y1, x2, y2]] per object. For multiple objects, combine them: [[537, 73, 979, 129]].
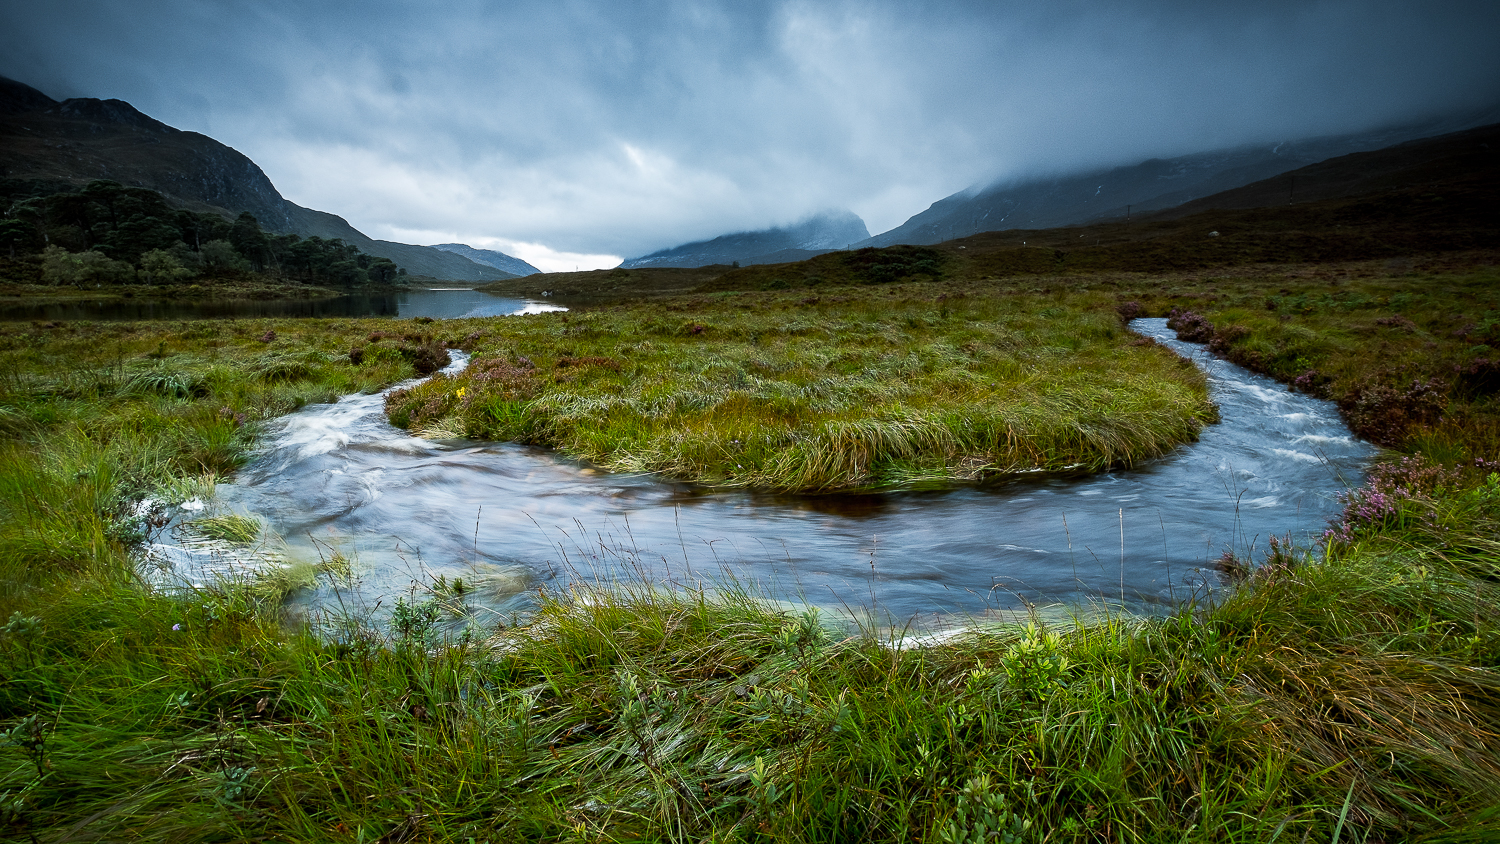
[[387, 286, 1215, 491]]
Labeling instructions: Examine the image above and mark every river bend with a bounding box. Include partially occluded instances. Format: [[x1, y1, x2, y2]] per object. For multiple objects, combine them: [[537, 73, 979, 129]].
[[144, 318, 1374, 626]]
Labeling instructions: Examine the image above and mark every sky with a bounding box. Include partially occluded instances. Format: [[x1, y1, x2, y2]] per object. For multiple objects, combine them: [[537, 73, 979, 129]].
[[3, 1, 1499, 271]]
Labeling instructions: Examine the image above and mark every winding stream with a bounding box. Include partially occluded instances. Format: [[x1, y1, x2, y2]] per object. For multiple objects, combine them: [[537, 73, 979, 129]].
[[144, 318, 1375, 627]]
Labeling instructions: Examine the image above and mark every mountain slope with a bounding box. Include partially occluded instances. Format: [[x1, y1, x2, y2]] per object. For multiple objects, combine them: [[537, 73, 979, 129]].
[[859, 107, 1500, 248], [0, 75, 514, 281], [621, 210, 869, 269], [430, 243, 541, 277], [1153, 122, 1500, 219]]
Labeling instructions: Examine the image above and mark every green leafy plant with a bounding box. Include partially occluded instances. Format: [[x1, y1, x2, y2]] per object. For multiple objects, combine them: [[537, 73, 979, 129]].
[[939, 775, 1033, 844]]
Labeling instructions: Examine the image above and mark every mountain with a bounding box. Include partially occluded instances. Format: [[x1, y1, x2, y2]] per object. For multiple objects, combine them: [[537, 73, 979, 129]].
[[0, 75, 515, 281], [621, 210, 869, 269], [858, 107, 1500, 248], [1152, 122, 1500, 220], [430, 243, 541, 277]]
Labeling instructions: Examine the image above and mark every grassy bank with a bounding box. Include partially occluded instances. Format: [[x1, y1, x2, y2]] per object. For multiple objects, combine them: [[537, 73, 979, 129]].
[[2, 460, 1498, 842], [0, 317, 432, 600], [1, 259, 1499, 840], [0, 267, 350, 303]]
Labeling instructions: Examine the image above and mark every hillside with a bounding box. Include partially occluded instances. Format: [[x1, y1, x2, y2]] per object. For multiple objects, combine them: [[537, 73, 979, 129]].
[[858, 106, 1500, 248], [430, 243, 541, 276], [1155, 122, 1500, 218], [621, 210, 869, 268], [0, 76, 516, 281]]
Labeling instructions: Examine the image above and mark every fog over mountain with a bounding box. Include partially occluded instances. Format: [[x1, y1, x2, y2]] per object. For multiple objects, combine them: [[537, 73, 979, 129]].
[[860, 106, 1500, 248], [622, 211, 869, 269], [3, 1, 1497, 268]]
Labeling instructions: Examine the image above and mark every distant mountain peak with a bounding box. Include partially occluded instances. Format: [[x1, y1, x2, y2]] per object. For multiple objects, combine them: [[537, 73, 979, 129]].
[[430, 243, 541, 277], [621, 210, 870, 269], [857, 106, 1500, 249]]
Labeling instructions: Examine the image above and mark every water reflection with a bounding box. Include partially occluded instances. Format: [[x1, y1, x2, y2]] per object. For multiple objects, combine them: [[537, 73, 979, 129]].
[[0, 288, 564, 321]]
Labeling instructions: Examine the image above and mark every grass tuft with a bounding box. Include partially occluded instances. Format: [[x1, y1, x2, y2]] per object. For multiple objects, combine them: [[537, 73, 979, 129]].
[[184, 513, 262, 543]]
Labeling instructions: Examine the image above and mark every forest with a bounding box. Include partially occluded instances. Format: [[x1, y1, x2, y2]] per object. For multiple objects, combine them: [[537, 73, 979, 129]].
[[0, 178, 404, 288]]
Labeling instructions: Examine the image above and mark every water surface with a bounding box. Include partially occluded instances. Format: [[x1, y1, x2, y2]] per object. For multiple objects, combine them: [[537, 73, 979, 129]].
[[145, 319, 1374, 627], [0, 288, 563, 321]]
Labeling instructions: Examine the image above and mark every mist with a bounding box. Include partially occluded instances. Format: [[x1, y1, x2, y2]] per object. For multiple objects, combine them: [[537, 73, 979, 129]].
[[3, 0, 1497, 266]]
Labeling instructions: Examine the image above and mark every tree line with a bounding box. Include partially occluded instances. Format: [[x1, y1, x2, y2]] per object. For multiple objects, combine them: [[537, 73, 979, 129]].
[[0, 179, 405, 287]]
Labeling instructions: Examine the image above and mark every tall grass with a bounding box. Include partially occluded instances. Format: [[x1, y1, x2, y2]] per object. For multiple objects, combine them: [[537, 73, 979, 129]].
[[1, 273, 1499, 841], [5, 492, 1497, 842], [387, 289, 1216, 491]]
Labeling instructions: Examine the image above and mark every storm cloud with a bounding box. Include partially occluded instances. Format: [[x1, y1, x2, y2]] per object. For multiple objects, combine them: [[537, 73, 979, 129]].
[[4, 0, 1498, 269]]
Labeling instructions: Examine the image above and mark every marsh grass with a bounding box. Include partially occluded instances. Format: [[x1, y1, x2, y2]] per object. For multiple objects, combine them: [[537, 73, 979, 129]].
[[1122, 263, 1500, 456], [1, 270, 1499, 841], [387, 288, 1216, 491], [4, 498, 1498, 843], [0, 318, 416, 594], [185, 513, 262, 543]]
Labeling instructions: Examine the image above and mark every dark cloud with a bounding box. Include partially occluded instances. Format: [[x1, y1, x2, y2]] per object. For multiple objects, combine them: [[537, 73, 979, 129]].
[[4, 0, 1497, 267]]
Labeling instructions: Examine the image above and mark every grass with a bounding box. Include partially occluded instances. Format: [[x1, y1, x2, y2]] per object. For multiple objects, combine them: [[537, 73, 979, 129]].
[[184, 513, 262, 543], [2, 475, 1497, 842], [0, 245, 1498, 839], [388, 287, 1215, 491]]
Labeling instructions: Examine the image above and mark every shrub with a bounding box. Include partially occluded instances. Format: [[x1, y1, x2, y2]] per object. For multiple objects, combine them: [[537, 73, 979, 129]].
[[1166, 307, 1215, 342], [40, 245, 135, 286], [1339, 376, 1448, 447], [138, 249, 195, 284], [1455, 357, 1500, 395], [398, 336, 450, 375]]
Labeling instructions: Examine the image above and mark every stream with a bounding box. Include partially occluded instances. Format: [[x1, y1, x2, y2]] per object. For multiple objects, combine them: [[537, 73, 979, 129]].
[[142, 318, 1375, 629]]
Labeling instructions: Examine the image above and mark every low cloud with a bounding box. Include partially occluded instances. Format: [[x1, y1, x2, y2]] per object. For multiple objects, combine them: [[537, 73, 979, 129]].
[[4, 0, 1498, 259]]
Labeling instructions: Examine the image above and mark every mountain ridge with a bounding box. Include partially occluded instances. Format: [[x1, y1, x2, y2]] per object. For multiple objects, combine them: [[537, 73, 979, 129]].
[[621, 210, 869, 269], [430, 243, 541, 277], [858, 106, 1500, 249], [0, 75, 522, 281]]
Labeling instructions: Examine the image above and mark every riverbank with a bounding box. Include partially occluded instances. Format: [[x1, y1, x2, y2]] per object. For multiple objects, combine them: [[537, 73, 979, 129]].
[[0, 276, 349, 304], [1, 261, 1499, 840], [2, 462, 1497, 841], [0, 254, 427, 305]]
